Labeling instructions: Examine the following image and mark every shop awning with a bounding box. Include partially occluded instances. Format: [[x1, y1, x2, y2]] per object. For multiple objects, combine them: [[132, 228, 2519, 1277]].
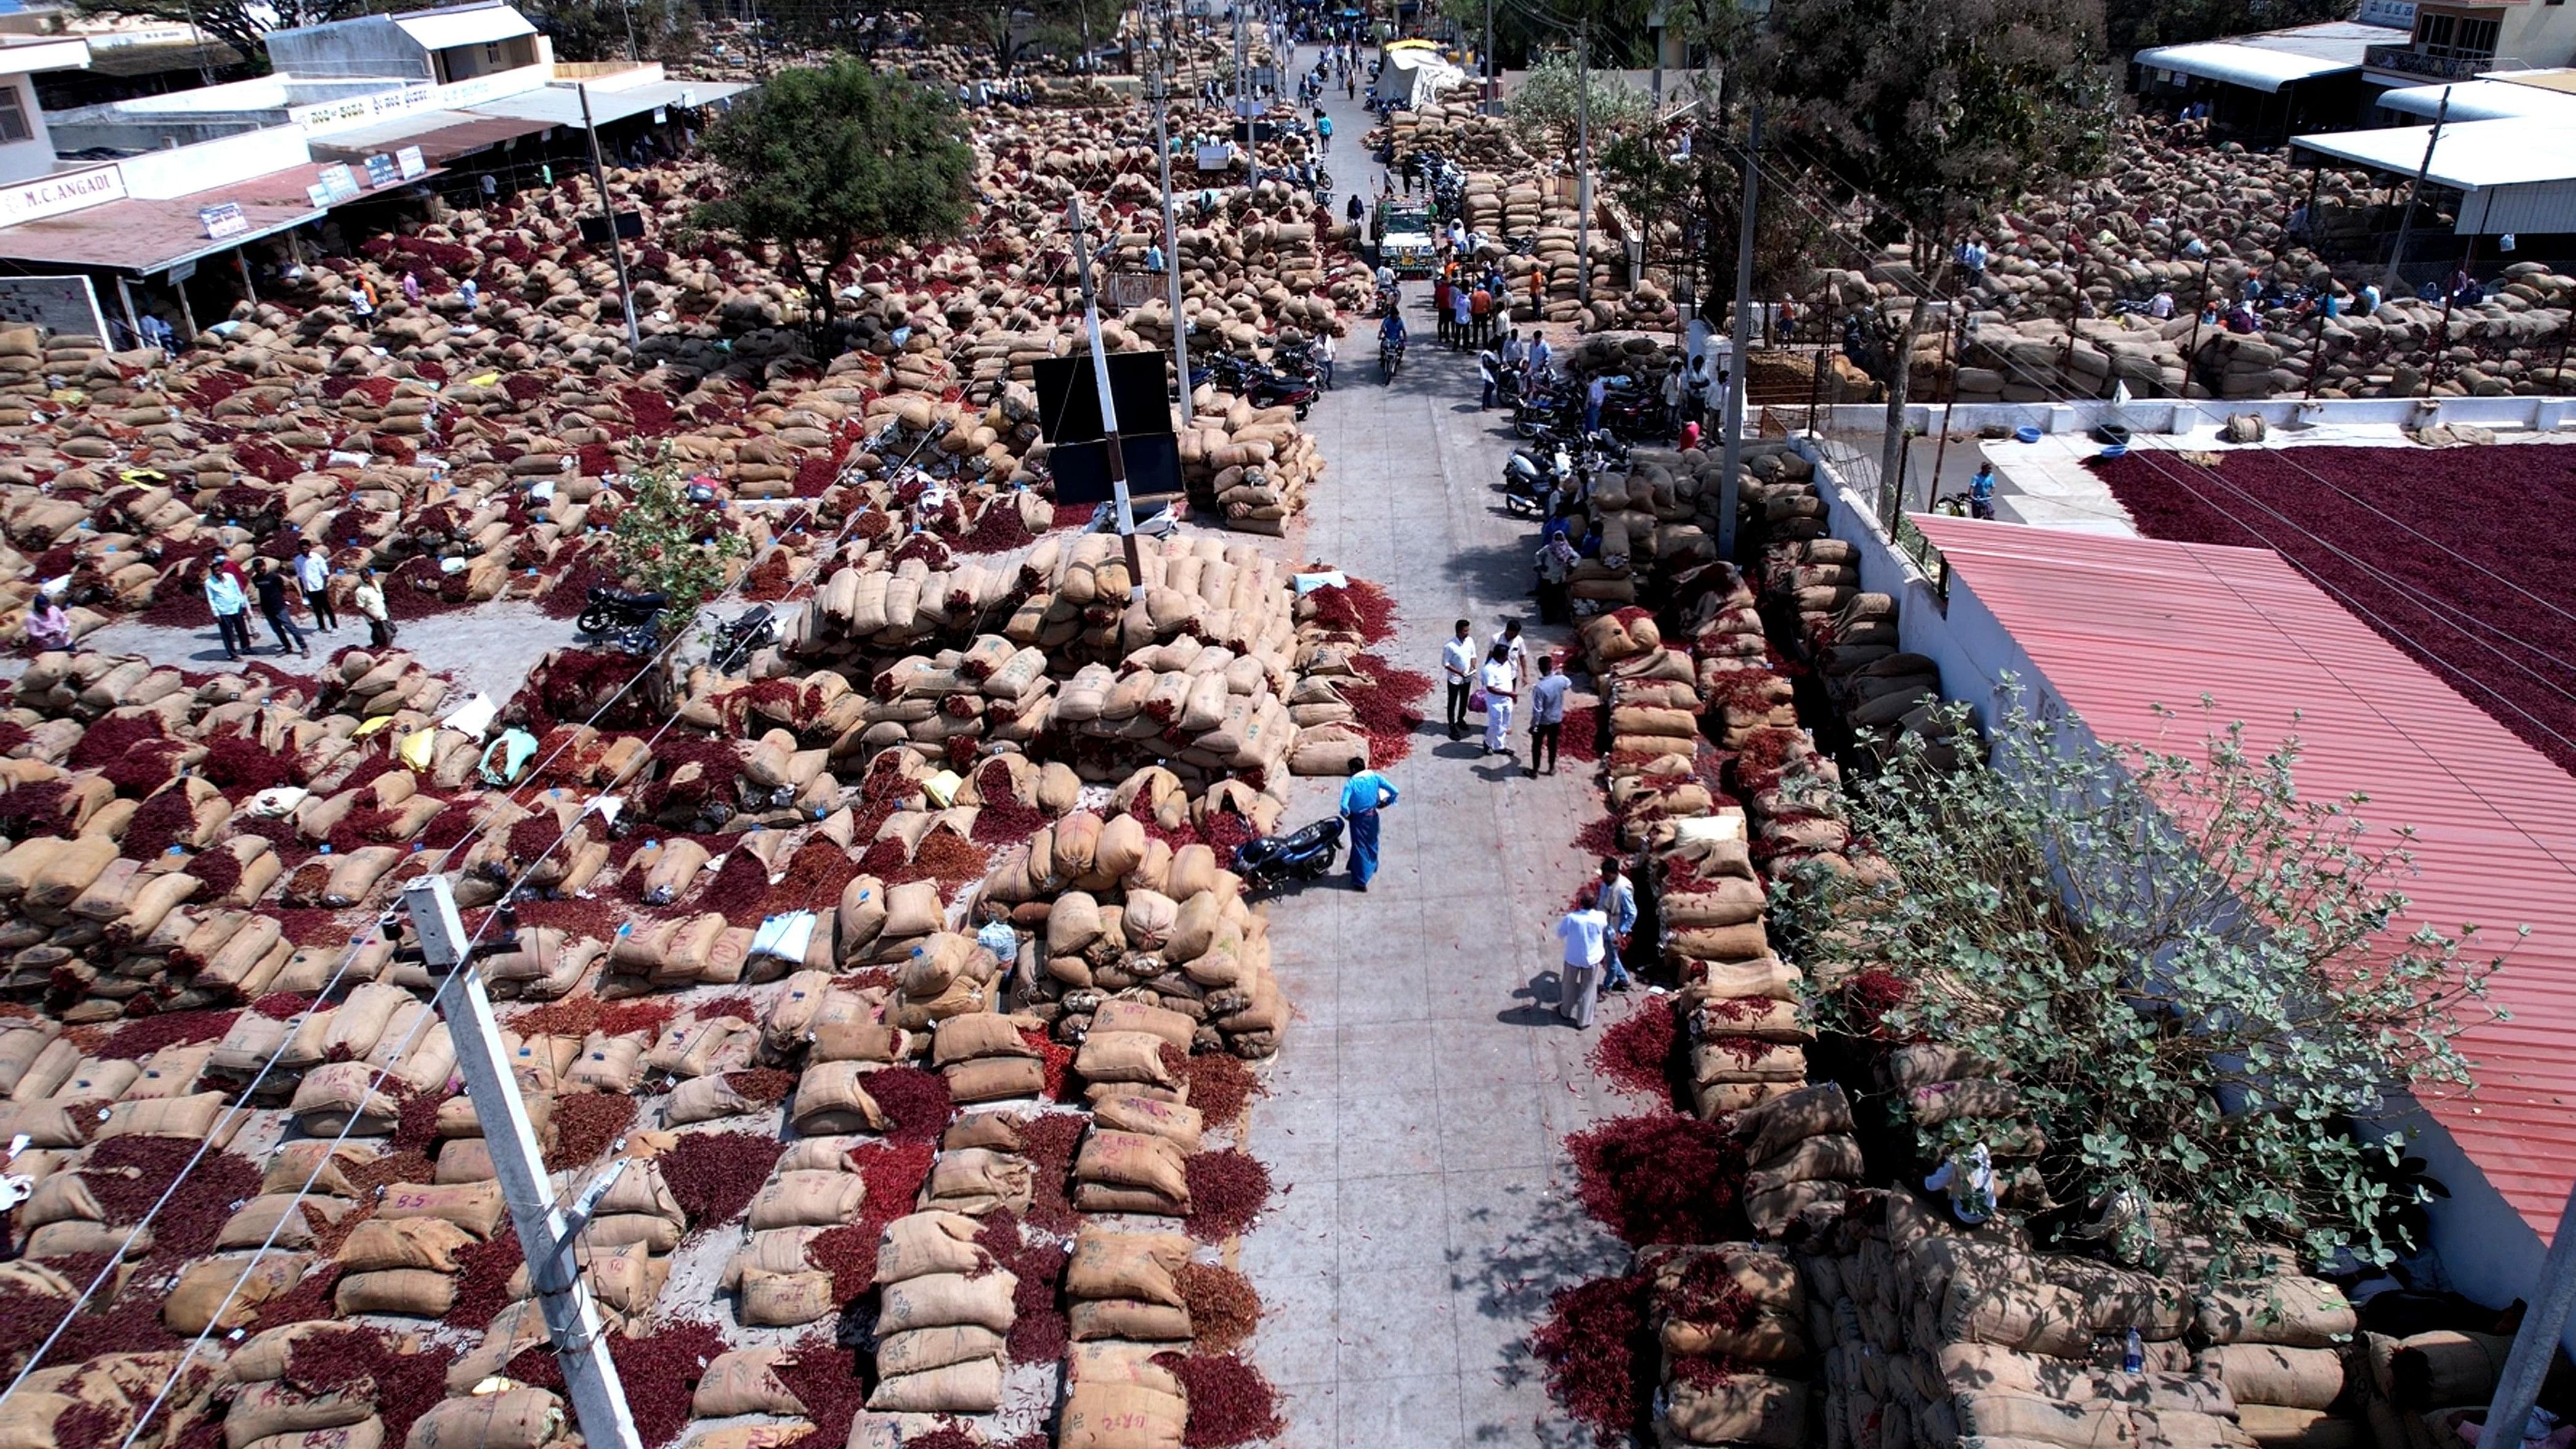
[[2136, 22, 2389, 93], [0, 160, 442, 275], [459, 78, 748, 129]]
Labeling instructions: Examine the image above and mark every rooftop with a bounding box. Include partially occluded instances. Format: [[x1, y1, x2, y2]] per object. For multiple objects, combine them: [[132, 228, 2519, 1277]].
[[2136, 22, 2392, 94], [1916, 514, 2576, 1241]]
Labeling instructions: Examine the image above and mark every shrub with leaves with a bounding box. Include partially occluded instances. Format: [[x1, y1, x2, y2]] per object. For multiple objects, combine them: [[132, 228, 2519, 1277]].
[[1780, 697, 2508, 1276], [606, 453, 749, 630]]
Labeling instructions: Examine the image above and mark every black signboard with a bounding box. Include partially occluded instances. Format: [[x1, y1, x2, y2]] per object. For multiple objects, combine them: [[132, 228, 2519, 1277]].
[[1030, 351, 1174, 443], [1049, 434, 1185, 504]]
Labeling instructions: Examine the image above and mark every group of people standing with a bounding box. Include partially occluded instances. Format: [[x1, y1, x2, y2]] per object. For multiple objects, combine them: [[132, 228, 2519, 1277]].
[[198, 542, 396, 662], [1438, 618, 1569, 775]]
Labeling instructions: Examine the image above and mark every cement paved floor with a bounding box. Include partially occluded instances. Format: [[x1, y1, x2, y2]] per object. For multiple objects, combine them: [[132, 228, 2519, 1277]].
[[1233, 48, 1654, 1447]]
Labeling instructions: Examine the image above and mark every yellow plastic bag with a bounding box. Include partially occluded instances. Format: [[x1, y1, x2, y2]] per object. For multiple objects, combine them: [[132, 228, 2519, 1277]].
[[397, 728, 437, 771]]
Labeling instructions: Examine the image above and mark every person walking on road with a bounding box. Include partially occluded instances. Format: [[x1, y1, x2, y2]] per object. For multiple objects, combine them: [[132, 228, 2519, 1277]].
[[354, 567, 395, 649], [205, 564, 253, 661], [1339, 767, 1399, 892], [1477, 344, 1502, 409], [297, 541, 337, 631], [1528, 653, 1569, 775], [1597, 856, 1637, 992], [252, 558, 310, 659], [1441, 619, 1477, 741], [1555, 888, 1608, 1028], [1313, 330, 1335, 390], [1315, 110, 1333, 152], [1478, 643, 1518, 760]]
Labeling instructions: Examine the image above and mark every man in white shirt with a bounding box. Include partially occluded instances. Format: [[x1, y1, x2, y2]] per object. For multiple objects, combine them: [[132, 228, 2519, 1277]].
[[1555, 893, 1606, 1028], [1492, 618, 1529, 690], [1314, 330, 1335, 391], [1440, 619, 1477, 741], [1478, 644, 1518, 759], [296, 542, 336, 632]]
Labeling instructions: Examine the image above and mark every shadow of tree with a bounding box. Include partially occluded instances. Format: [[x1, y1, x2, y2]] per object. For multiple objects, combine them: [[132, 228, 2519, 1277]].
[[1445, 1162, 1632, 1446]]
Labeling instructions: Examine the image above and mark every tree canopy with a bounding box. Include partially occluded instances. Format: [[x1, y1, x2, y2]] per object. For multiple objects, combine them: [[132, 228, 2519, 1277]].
[[1506, 54, 1658, 171], [1748, 0, 2115, 270], [1783, 700, 2507, 1276], [914, 0, 1127, 75], [71, 0, 378, 75], [692, 61, 975, 314]]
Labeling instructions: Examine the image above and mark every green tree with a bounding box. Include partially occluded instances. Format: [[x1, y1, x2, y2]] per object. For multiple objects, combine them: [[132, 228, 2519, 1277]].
[[1781, 699, 2509, 1278], [692, 60, 974, 318], [2102, 0, 2352, 55], [522, 0, 700, 65], [1506, 52, 1657, 174], [607, 455, 751, 629], [71, 0, 383, 75], [1747, 0, 2114, 518], [915, 0, 1125, 75]]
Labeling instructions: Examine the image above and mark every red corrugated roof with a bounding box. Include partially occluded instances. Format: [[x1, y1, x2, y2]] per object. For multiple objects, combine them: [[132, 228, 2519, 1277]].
[[1914, 514, 2576, 1243]]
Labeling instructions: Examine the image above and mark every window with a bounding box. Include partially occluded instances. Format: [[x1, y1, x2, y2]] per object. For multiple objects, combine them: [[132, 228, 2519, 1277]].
[[2412, 9, 2501, 58], [0, 83, 31, 145]]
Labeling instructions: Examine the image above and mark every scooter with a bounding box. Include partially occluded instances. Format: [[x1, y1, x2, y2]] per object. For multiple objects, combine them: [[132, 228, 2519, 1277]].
[[1233, 816, 1345, 890], [1502, 443, 1572, 518], [578, 585, 665, 638]]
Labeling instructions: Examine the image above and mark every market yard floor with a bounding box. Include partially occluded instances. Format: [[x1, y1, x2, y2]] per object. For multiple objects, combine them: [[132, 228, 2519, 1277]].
[[1233, 47, 1650, 1447], [0, 599, 581, 707]]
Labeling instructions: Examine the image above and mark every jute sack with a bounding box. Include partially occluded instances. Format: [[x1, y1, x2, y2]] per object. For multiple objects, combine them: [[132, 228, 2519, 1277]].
[[1061, 1381, 1186, 1449], [692, 1348, 808, 1419], [943, 1055, 1047, 1103], [1735, 1082, 1855, 1165], [1954, 1391, 2136, 1449], [1945, 1273, 2094, 1358], [878, 1212, 993, 1283], [789, 1061, 888, 1134], [921, 1148, 1034, 1216], [2194, 1279, 2356, 1349], [404, 1388, 563, 1449], [876, 1270, 1019, 1336], [1067, 1299, 1194, 1341], [721, 1227, 825, 1291], [337, 1217, 476, 1273], [747, 1170, 867, 1230], [166, 1253, 310, 1333], [222, 1378, 376, 1447], [1093, 1094, 1204, 1151], [2234, 1408, 2362, 1449], [877, 1325, 1006, 1378], [2193, 1346, 2347, 1411], [865, 1358, 1004, 1414], [332, 1268, 456, 1318], [1665, 1373, 1810, 1448], [738, 1266, 836, 1326], [1075, 1129, 1189, 1201], [1066, 1228, 1190, 1307]]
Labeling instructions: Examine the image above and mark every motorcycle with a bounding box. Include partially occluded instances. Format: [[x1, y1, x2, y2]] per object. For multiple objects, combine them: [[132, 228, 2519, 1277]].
[[1379, 336, 1406, 382], [1233, 816, 1345, 890], [710, 605, 775, 675], [1502, 443, 1573, 518], [577, 584, 665, 638], [1193, 354, 1318, 417]]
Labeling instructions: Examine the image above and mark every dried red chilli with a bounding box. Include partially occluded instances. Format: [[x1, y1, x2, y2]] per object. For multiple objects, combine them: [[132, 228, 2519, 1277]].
[[1589, 1004, 1683, 1102], [689, 991, 761, 1023], [724, 1068, 797, 1105], [904, 1429, 984, 1449], [699, 849, 773, 927], [547, 1092, 637, 1172], [1149, 1352, 1286, 1448], [848, 1138, 938, 1246], [1183, 1150, 1271, 1242], [1180, 1050, 1262, 1129], [80, 1137, 261, 1264], [286, 1325, 460, 1447], [1015, 1111, 1087, 1235], [447, 1228, 524, 1329], [804, 1221, 877, 1299], [1530, 1273, 1655, 1449], [769, 1333, 866, 1449], [660, 1130, 785, 1233], [1020, 1028, 1075, 1102], [864, 1065, 954, 1142], [1564, 1112, 1747, 1246], [93, 1008, 237, 1061], [1000, 1234, 1069, 1364], [1176, 1262, 1262, 1354]]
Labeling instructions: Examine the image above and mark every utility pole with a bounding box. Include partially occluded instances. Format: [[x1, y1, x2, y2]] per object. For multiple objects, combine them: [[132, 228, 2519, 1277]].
[[1066, 196, 1148, 603], [577, 84, 642, 353], [2383, 85, 2451, 296], [1718, 105, 1760, 560], [1575, 23, 1593, 307], [399, 877, 642, 1449], [1483, 0, 1495, 113], [2481, 1180, 2576, 1449], [1650, 1, 1665, 108], [1151, 68, 1196, 428]]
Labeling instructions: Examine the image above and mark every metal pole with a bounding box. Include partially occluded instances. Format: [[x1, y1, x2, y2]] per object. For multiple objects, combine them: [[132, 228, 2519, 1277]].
[[620, 0, 639, 62], [2428, 229, 2474, 397], [578, 84, 643, 352], [1067, 196, 1147, 603], [1717, 104, 1760, 559], [235, 247, 257, 309], [1483, 0, 1494, 113], [2480, 1179, 2576, 1449], [1575, 23, 1592, 308], [2182, 249, 2213, 399], [115, 275, 142, 352], [1152, 71, 1196, 428], [2383, 86, 2450, 296], [400, 877, 644, 1449]]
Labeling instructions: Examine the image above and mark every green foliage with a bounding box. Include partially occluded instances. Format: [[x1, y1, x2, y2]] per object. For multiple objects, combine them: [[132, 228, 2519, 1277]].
[[1749, 0, 2116, 268], [2103, 0, 2352, 55], [71, 0, 372, 73], [521, 0, 699, 64], [608, 457, 750, 627], [1507, 54, 1658, 170], [692, 61, 973, 310], [1425, 0, 1661, 70], [915, 0, 1125, 74], [1781, 697, 2508, 1277]]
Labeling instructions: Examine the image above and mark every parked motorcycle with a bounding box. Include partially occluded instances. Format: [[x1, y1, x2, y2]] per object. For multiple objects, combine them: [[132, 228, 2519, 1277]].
[[1192, 353, 1318, 417], [710, 605, 774, 675], [1502, 443, 1573, 518], [1233, 816, 1346, 890], [577, 584, 665, 638]]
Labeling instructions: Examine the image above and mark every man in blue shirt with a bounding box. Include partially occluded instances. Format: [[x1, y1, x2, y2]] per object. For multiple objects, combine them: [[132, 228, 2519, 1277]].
[[1596, 856, 1635, 992], [1969, 463, 1996, 521], [1339, 768, 1399, 892]]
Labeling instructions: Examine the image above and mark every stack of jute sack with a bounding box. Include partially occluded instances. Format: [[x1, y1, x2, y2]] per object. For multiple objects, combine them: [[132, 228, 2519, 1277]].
[[1565, 442, 1723, 608], [981, 817, 1288, 1060], [1644, 1241, 1817, 1449], [1060, 1343, 1192, 1449], [1800, 1188, 2380, 1449], [1381, 104, 1534, 171]]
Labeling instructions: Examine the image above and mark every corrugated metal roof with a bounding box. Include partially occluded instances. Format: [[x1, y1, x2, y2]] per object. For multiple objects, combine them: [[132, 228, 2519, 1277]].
[[393, 6, 537, 51], [460, 78, 748, 129], [306, 110, 553, 164], [2137, 22, 2385, 93], [2293, 115, 2576, 189], [0, 160, 444, 274], [1915, 514, 2576, 1243]]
